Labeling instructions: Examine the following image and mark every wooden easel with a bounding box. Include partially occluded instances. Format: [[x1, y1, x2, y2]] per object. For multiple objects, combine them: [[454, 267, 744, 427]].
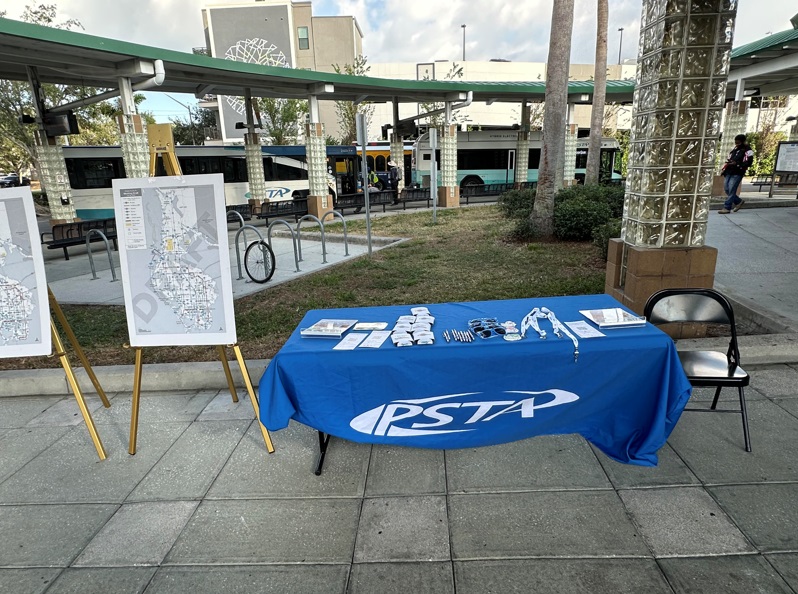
[[126, 126, 274, 455], [127, 344, 274, 455], [48, 287, 110, 460], [147, 123, 182, 177]]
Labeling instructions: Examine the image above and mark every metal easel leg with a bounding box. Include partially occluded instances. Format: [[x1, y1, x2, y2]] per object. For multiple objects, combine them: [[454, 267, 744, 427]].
[[217, 345, 239, 403], [314, 431, 331, 476], [48, 288, 110, 407], [51, 319, 106, 461], [231, 344, 275, 453], [128, 347, 143, 455]]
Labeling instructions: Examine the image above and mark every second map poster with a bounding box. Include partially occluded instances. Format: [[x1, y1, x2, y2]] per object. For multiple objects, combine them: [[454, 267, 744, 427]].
[[112, 174, 237, 347]]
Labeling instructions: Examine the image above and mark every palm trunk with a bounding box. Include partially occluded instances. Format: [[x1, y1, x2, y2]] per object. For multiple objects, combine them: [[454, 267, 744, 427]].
[[531, 0, 575, 239], [586, 0, 609, 185]]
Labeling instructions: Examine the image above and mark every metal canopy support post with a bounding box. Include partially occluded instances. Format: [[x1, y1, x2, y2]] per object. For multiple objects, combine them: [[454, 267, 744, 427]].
[[305, 94, 330, 218], [356, 113, 373, 255], [430, 128, 438, 223], [516, 100, 531, 187], [390, 98, 405, 195], [563, 103, 577, 185], [118, 76, 149, 179], [27, 65, 76, 222], [243, 88, 267, 205]]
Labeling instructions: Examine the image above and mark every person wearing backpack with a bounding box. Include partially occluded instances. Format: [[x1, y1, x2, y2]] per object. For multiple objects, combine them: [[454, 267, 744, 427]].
[[719, 134, 754, 214]]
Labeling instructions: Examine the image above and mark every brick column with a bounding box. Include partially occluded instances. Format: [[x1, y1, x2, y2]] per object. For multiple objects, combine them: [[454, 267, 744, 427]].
[[305, 122, 332, 219]]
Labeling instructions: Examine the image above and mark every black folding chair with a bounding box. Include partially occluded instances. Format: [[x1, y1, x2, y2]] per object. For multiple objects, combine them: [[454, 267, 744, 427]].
[[643, 288, 751, 452]]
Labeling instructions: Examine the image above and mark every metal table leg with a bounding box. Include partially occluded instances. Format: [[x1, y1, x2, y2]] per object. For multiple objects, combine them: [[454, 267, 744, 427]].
[[314, 431, 331, 475]]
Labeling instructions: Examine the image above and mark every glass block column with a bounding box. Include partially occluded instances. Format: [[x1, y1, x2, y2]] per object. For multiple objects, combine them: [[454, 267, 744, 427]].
[[390, 138, 405, 193], [717, 100, 749, 171], [563, 124, 578, 185], [622, 0, 737, 250], [515, 131, 530, 186], [244, 133, 267, 204], [306, 123, 328, 197], [36, 141, 76, 222], [439, 124, 459, 206], [119, 114, 149, 179], [789, 124, 798, 142]]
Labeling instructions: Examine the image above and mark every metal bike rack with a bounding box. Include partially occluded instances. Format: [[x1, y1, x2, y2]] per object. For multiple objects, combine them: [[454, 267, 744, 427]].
[[321, 210, 349, 256], [85, 229, 118, 282], [233, 224, 265, 280], [296, 214, 327, 264], [226, 210, 249, 247], [267, 220, 301, 272]]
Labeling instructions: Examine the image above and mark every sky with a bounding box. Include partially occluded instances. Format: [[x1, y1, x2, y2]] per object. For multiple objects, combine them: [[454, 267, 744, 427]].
[[3, 0, 796, 122]]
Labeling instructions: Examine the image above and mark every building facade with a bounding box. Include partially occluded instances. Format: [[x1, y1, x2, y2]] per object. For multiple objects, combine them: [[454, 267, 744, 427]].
[[201, 0, 363, 144]]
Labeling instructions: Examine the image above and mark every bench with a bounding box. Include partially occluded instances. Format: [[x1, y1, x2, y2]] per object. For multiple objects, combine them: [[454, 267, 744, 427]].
[[751, 174, 798, 192], [250, 198, 309, 223], [40, 218, 118, 261], [334, 190, 395, 214], [226, 204, 252, 224], [398, 187, 432, 209]]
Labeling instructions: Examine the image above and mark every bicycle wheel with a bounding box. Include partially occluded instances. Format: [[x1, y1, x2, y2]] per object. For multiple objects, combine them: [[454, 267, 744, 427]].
[[244, 240, 276, 284]]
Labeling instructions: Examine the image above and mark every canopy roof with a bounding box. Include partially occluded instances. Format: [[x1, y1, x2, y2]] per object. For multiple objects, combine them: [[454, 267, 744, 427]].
[[0, 18, 635, 105]]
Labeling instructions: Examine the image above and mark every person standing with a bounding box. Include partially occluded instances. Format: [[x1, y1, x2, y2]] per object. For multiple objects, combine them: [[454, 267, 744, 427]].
[[719, 134, 754, 214], [387, 160, 401, 204]]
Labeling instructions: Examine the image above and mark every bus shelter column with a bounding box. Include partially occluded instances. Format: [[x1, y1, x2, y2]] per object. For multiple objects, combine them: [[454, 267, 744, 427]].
[[243, 89, 267, 207], [390, 99, 405, 194], [305, 94, 331, 219], [439, 102, 459, 207], [563, 103, 578, 186], [26, 66, 77, 223], [515, 101, 531, 188], [606, 0, 738, 323], [117, 77, 149, 179]]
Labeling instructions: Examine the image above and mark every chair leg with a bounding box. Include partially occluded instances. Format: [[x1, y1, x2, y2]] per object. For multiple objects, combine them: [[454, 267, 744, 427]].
[[738, 386, 752, 452], [710, 386, 723, 410]]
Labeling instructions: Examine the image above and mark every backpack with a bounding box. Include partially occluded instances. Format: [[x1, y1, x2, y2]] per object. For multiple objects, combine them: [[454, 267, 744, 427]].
[[392, 165, 403, 182]]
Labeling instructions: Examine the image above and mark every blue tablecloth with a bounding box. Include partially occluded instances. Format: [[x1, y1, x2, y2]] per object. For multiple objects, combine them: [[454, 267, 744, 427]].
[[258, 294, 692, 466]]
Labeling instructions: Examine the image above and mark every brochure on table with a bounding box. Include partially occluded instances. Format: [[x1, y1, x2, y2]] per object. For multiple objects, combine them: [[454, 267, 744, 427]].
[[579, 307, 646, 328]]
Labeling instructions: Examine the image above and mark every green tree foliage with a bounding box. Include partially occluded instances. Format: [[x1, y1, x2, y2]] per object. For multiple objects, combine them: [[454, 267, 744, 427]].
[[0, 4, 147, 175], [418, 62, 465, 132], [332, 56, 374, 144], [612, 129, 630, 178], [170, 107, 217, 146], [257, 97, 308, 145]]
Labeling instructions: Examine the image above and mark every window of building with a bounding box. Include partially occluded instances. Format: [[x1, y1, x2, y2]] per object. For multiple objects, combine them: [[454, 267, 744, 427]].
[[298, 27, 309, 50]]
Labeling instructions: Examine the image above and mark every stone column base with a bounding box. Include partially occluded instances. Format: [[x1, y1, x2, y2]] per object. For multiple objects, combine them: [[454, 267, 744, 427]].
[[437, 186, 459, 207], [605, 239, 718, 338], [712, 175, 725, 199], [307, 194, 333, 220]]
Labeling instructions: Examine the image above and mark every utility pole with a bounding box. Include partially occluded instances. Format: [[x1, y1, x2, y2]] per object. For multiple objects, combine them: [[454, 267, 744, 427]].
[[461, 24, 466, 61], [617, 27, 624, 65], [165, 93, 197, 145]]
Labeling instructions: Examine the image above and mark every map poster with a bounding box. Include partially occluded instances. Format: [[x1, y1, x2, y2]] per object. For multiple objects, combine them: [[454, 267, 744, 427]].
[[112, 174, 237, 347], [0, 187, 51, 358]]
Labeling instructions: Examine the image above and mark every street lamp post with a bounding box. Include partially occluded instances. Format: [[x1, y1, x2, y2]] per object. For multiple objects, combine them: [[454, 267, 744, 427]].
[[165, 93, 197, 145], [461, 24, 466, 62], [617, 27, 624, 65]]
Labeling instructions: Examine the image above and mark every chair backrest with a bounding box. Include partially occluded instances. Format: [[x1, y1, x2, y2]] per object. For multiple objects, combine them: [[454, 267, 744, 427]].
[[644, 288, 741, 366], [644, 288, 734, 325]]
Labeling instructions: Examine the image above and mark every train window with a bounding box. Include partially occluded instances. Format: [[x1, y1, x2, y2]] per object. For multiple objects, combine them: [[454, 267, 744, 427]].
[[375, 155, 386, 171], [457, 149, 509, 170], [528, 149, 541, 169], [65, 157, 125, 189], [263, 158, 275, 181], [273, 161, 308, 181], [179, 157, 198, 175], [366, 156, 375, 171], [577, 149, 589, 169]]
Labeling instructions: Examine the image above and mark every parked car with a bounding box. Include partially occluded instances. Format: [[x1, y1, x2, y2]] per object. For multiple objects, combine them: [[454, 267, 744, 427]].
[[0, 174, 31, 188]]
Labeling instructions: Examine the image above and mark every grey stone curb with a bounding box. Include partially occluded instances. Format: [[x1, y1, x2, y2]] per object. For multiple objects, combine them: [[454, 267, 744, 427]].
[[0, 359, 271, 398]]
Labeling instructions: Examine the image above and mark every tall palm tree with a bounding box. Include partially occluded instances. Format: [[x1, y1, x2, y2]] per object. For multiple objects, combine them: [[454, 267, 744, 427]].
[[586, 0, 608, 185], [531, 0, 575, 239]]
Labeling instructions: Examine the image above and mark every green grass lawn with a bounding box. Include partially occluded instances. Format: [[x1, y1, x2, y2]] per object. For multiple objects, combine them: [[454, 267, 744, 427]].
[[5, 206, 606, 370]]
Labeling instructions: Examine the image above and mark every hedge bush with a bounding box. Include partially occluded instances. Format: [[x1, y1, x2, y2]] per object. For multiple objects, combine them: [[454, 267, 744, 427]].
[[592, 219, 622, 261], [497, 188, 535, 220], [554, 184, 624, 218], [553, 197, 612, 241]]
